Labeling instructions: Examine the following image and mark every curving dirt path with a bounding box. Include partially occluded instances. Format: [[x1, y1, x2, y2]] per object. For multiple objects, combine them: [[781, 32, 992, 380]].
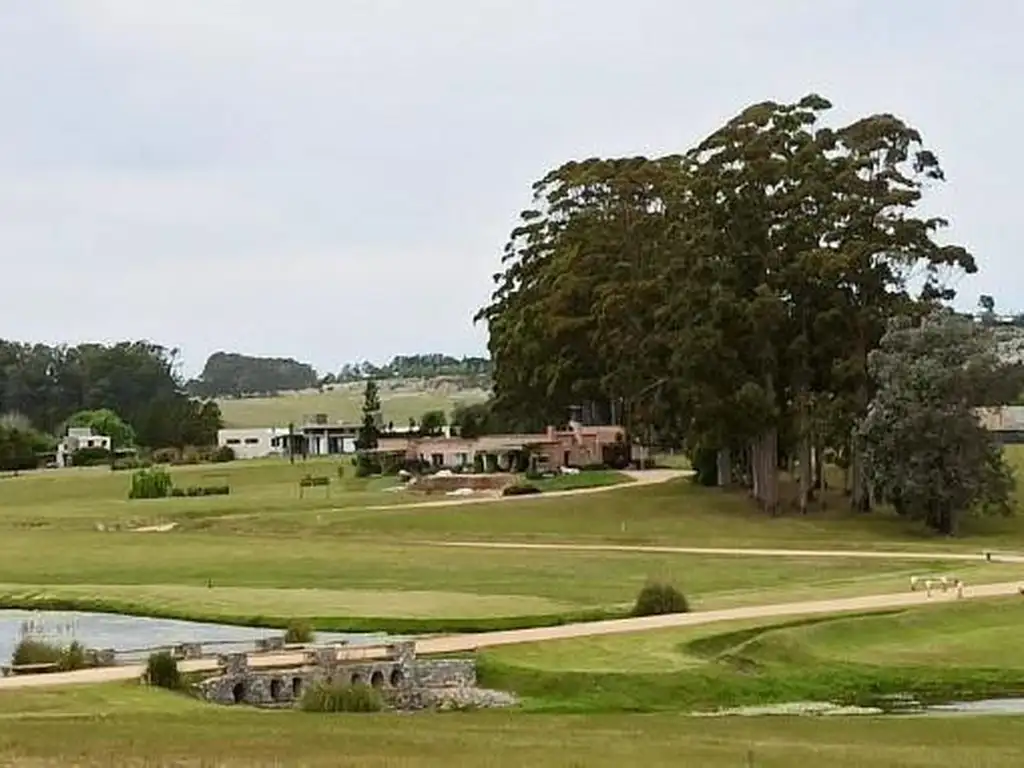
[[426, 540, 1024, 564], [2, 576, 1021, 690]]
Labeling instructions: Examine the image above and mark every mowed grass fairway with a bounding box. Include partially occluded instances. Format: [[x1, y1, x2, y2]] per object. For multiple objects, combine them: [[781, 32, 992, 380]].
[[2, 453, 1024, 630], [0, 685, 1023, 768], [217, 382, 490, 428], [480, 598, 1024, 712]]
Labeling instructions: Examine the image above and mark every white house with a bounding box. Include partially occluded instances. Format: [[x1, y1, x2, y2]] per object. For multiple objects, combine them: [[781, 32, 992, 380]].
[[217, 427, 293, 460], [56, 427, 112, 467]]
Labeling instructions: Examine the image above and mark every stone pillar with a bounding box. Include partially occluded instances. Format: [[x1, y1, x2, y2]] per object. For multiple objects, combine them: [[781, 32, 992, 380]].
[[388, 641, 416, 689], [175, 642, 203, 660], [219, 653, 249, 675]]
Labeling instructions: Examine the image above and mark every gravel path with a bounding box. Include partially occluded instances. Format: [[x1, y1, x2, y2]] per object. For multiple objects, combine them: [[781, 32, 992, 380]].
[[426, 540, 1024, 564]]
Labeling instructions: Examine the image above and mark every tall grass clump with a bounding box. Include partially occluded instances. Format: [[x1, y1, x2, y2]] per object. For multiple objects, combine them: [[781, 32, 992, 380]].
[[145, 651, 182, 690], [632, 581, 689, 617], [300, 681, 384, 713], [128, 467, 173, 500], [284, 619, 315, 644], [11, 639, 89, 672]]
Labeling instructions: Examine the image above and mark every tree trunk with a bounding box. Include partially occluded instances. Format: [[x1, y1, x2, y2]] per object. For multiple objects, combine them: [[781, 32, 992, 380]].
[[716, 448, 732, 488], [750, 439, 762, 501], [850, 433, 871, 513], [764, 428, 780, 516], [797, 405, 813, 515], [813, 438, 825, 493]]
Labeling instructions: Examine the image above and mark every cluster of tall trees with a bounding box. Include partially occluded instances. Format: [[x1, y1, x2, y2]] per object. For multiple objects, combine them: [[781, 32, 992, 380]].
[[0, 340, 222, 451], [478, 94, 1019, 532]]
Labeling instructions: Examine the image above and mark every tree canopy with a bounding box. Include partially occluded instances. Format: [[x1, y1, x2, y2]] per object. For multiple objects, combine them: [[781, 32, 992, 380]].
[[0, 340, 222, 450], [477, 93, 1004, 530]]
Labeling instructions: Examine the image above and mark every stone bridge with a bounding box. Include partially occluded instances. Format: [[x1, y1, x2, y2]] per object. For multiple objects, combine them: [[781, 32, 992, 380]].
[[193, 641, 514, 711]]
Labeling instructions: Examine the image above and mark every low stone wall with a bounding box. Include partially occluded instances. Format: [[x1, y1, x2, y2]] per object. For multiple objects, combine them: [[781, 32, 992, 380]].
[[192, 643, 496, 712]]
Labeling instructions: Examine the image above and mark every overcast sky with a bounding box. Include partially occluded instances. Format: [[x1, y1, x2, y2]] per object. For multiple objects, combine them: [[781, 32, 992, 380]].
[[1, 1, 1020, 376]]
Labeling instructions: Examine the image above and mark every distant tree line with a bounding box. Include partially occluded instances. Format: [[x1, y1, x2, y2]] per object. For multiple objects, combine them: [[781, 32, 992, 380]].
[[329, 354, 491, 384], [476, 93, 1023, 534], [187, 352, 319, 398], [0, 340, 222, 466]]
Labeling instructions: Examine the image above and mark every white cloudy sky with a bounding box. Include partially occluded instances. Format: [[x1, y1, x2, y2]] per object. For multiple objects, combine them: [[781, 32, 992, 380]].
[[1, 1, 1020, 376]]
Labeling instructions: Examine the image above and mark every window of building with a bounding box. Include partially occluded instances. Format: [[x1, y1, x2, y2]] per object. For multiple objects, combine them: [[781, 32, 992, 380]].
[[244, 438, 259, 445], [431, 453, 444, 467], [226, 439, 241, 445]]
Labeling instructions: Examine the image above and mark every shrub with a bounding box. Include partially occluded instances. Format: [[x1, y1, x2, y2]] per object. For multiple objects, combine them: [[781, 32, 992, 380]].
[[284, 619, 315, 644], [632, 581, 689, 617], [212, 445, 236, 463], [11, 638, 62, 667], [502, 483, 541, 497], [151, 447, 179, 465], [299, 681, 384, 713], [690, 447, 719, 486], [71, 447, 112, 467], [11, 639, 90, 672], [183, 485, 230, 497], [354, 453, 382, 478], [145, 651, 181, 690], [299, 475, 330, 488], [57, 641, 88, 672], [111, 457, 152, 472], [170, 487, 186, 497], [128, 468, 173, 500]]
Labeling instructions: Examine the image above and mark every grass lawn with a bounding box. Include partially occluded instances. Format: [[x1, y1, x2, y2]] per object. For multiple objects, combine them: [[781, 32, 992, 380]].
[[217, 383, 489, 428], [0, 684, 1023, 767], [529, 469, 633, 492], [0, 458, 412, 530], [480, 597, 1024, 712], [0, 527, 973, 631]]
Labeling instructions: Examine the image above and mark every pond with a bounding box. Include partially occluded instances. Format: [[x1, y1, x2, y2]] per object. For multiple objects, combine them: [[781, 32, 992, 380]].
[[0, 609, 388, 665], [924, 698, 1024, 716]]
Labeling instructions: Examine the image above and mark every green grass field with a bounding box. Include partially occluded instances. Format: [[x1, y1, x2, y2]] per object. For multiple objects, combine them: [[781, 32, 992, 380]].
[[217, 382, 490, 428], [3, 451, 1024, 765], [1, 452, 1023, 632], [2, 684, 1024, 767], [480, 598, 1024, 713]]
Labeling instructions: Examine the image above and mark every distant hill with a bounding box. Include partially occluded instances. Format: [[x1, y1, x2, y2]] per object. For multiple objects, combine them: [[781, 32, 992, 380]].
[[187, 352, 319, 398]]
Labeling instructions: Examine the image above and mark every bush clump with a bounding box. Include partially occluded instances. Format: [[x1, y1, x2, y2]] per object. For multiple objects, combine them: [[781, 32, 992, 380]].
[[145, 651, 182, 690], [128, 467, 173, 500], [299, 475, 330, 488], [71, 447, 112, 467], [632, 581, 689, 617], [11, 639, 90, 672], [212, 445, 236, 463], [11, 638, 62, 667], [502, 484, 541, 497], [284, 619, 315, 644], [300, 681, 384, 713]]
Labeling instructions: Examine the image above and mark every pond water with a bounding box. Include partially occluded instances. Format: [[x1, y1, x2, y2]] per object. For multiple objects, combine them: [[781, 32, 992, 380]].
[[923, 698, 1024, 716], [0, 610, 388, 665]]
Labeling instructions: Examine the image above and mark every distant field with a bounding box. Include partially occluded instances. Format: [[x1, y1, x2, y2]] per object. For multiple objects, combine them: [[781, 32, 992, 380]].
[[217, 380, 490, 428]]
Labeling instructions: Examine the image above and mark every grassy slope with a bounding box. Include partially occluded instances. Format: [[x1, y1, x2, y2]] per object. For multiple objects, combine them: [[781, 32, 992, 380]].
[[481, 597, 1024, 712], [1, 684, 1023, 767], [217, 383, 489, 428]]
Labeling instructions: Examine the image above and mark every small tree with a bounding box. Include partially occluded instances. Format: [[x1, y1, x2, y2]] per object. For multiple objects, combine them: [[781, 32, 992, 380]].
[[145, 651, 181, 689], [356, 380, 381, 451], [860, 312, 1020, 535], [67, 409, 135, 449], [129, 467, 174, 500], [418, 409, 447, 437]]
